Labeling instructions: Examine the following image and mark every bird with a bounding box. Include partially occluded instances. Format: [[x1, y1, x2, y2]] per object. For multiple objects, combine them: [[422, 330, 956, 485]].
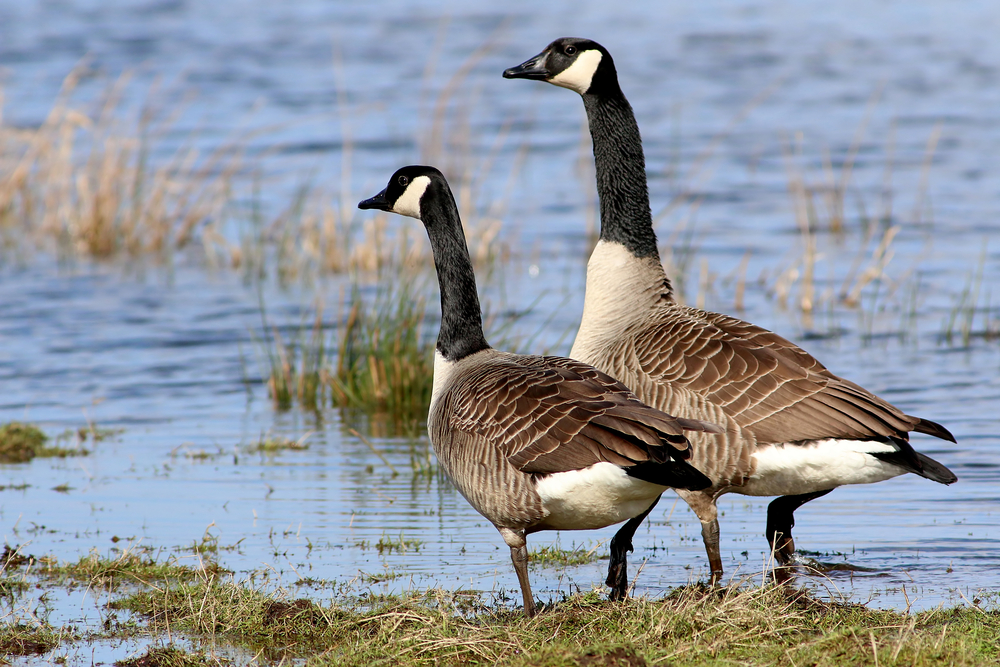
[[503, 37, 957, 586], [358, 165, 722, 616]]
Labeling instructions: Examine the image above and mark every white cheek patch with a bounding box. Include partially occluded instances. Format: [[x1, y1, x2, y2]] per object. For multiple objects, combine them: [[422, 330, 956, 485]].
[[392, 175, 431, 219], [550, 50, 603, 94]]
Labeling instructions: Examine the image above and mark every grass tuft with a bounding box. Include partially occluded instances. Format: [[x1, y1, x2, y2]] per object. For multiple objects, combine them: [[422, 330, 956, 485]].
[[327, 283, 433, 425], [0, 422, 90, 463], [262, 280, 435, 427], [0, 68, 239, 262]]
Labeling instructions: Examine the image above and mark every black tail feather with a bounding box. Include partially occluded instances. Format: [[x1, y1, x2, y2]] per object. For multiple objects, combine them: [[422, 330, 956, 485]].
[[625, 460, 712, 490], [915, 452, 958, 485], [872, 437, 958, 485]]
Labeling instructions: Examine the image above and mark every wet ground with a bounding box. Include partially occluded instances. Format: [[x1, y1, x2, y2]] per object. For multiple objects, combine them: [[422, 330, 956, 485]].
[[2, 0, 999, 663]]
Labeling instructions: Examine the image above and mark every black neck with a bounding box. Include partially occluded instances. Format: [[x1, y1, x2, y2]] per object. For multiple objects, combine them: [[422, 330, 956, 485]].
[[420, 184, 491, 362], [582, 87, 661, 261]]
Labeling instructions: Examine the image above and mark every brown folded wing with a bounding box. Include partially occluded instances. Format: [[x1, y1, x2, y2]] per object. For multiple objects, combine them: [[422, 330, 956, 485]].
[[631, 305, 954, 444], [447, 353, 721, 475]]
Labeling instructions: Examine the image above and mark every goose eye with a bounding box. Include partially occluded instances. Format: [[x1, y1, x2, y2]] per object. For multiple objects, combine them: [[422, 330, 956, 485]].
[[564, 45, 577, 56], [398, 175, 409, 187]]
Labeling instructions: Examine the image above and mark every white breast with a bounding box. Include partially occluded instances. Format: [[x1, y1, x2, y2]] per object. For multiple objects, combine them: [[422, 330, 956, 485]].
[[429, 349, 458, 418], [740, 439, 906, 497], [534, 462, 665, 531], [571, 240, 666, 362]]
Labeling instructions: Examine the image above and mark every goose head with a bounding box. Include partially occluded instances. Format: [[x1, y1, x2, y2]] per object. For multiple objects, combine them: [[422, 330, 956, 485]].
[[503, 37, 617, 95], [358, 165, 443, 221]]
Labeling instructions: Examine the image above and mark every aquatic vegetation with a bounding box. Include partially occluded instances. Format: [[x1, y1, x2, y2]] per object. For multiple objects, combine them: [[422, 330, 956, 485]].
[[115, 645, 221, 667], [246, 433, 312, 454], [374, 533, 423, 555], [0, 422, 48, 463], [0, 69, 240, 262], [0, 622, 68, 658], [30, 548, 225, 589], [260, 278, 435, 425], [327, 282, 434, 424], [529, 543, 607, 569], [0, 63, 512, 285], [942, 247, 999, 346], [360, 568, 405, 584], [260, 271, 536, 431], [0, 422, 90, 463]]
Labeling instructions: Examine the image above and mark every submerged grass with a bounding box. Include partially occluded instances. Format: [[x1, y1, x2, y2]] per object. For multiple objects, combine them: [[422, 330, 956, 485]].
[[114, 645, 224, 667], [106, 578, 998, 666], [0, 622, 68, 659], [0, 422, 90, 463], [20, 547, 225, 589], [246, 433, 312, 454], [530, 543, 607, 569]]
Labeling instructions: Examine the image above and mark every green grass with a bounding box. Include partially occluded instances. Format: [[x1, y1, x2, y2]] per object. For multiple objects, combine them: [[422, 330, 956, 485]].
[[260, 279, 434, 428], [7, 549, 996, 665], [106, 580, 999, 666], [327, 282, 434, 425], [374, 534, 422, 555], [0, 422, 90, 463], [259, 272, 536, 432]]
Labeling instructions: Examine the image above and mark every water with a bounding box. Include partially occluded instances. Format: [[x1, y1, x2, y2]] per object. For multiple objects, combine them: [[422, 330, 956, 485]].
[[2, 1, 999, 661]]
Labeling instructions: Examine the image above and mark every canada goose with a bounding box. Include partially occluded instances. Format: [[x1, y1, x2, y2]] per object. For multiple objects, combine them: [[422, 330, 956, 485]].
[[504, 38, 957, 583], [358, 165, 722, 616]]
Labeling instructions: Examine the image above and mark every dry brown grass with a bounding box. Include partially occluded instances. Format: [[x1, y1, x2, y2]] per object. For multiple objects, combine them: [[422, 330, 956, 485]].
[[0, 68, 242, 261], [0, 61, 512, 283]]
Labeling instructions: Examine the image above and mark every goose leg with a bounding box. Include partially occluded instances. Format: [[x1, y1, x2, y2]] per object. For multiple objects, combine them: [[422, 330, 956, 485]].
[[678, 491, 724, 584], [701, 514, 723, 585], [606, 495, 661, 601], [765, 489, 833, 565], [500, 528, 536, 617], [510, 544, 536, 617]]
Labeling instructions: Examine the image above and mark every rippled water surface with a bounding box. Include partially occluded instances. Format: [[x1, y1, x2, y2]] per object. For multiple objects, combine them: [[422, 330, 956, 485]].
[[2, 1, 999, 661]]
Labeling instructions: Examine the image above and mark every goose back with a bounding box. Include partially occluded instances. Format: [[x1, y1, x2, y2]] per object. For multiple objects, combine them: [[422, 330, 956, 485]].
[[428, 348, 717, 529]]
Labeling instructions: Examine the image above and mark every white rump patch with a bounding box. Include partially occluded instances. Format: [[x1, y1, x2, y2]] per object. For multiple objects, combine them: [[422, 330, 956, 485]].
[[550, 50, 603, 94], [392, 175, 431, 219], [741, 439, 906, 497], [534, 462, 664, 531]]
